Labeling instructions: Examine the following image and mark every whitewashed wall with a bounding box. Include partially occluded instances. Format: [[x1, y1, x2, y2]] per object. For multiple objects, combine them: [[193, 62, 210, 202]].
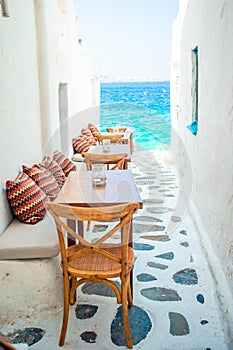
[[34, 0, 100, 154], [170, 0, 233, 344], [0, 1, 42, 234], [0, 0, 100, 234]]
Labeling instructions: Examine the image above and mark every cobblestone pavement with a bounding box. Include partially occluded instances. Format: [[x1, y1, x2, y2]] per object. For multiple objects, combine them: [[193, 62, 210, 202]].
[[1, 150, 229, 350]]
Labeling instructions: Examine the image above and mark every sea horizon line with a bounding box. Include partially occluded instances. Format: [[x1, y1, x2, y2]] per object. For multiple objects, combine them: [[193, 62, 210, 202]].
[[100, 75, 170, 83]]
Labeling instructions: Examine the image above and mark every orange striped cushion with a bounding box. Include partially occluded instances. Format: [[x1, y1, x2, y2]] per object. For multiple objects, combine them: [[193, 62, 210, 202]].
[[81, 128, 97, 145], [53, 151, 77, 176], [73, 135, 90, 154], [42, 156, 66, 188], [6, 172, 48, 224], [23, 164, 60, 201], [88, 123, 100, 140]]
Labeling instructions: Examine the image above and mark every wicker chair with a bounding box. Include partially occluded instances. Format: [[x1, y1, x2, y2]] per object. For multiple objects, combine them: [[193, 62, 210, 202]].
[[0, 339, 16, 350], [82, 152, 128, 231], [82, 152, 128, 171], [96, 133, 124, 144], [106, 127, 127, 133], [46, 202, 140, 348]]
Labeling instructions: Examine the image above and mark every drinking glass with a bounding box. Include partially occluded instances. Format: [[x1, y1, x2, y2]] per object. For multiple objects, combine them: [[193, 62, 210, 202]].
[[92, 164, 106, 187], [102, 139, 110, 152]]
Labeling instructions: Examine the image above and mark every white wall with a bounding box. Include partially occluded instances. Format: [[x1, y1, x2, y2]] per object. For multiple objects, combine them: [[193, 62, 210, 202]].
[[0, 0, 100, 234], [0, 1, 42, 233], [34, 0, 100, 155], [170, 0, 233, 344]]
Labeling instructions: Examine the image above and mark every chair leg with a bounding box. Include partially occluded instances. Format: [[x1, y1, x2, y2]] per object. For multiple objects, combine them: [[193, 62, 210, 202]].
[[59, 276, 70, 346], [69, 277, 77, 305], [127, 279, 133, 307], [122, 283, 133, 349], [87, 220, 91, 231]]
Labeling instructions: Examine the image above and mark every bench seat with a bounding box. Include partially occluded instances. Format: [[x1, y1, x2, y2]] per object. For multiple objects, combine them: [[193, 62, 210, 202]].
[[0, 215, 59, 260], [0, 216, 63, 321]]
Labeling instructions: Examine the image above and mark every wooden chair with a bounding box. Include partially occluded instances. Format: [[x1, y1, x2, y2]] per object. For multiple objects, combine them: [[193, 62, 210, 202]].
[[82, 152, 128, 171], [46, 202, 140, 348], [0, 339, 16, 350], [106, 127, 127, 133], [96, 133, 124, 145], [82, 152, 128, 231]]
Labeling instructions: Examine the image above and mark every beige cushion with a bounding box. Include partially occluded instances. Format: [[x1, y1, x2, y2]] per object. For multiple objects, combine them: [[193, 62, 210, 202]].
[[0, 215, 59, 260], [72, 146, 96, 162], [72, 153, 84, 162]]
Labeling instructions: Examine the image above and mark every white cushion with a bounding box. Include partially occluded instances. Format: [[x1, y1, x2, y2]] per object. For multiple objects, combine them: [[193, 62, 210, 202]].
[[72, 146, 96, 162], [0, 215, 59, 260], [72, 153, 84, 162]]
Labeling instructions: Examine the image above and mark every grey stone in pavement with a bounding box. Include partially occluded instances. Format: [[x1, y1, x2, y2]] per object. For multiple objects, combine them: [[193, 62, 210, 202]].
[[80, 331, 97, 343], [136, 273, 157, 282], [147, 261, 169, 270], [147, 206, 174, 214], [111, 306, 152, 346], [180, 241, 189, 247], [133, 243, 154, 250], [171, 216, 182, 222], [141, 287, 182, 302], [141, 234, 170, 242], [93, 224, 108, 232], [134, 215, 163, 223], [173, 268, 198, 285], [75, 304, 98, 319], [82, 281, 121, 297], [133, 223, 165, 233], [155, 251, 174, 260], [169, 312, 190, 336], [7, 328, 45, 346], [196, 294, 205, 304]]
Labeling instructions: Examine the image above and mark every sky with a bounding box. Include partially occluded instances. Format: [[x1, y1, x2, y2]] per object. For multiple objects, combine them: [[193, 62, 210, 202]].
[[73, 0, 179, 80]]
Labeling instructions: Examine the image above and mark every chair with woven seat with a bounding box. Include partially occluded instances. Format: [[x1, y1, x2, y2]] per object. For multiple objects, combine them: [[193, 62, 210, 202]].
[[106, 127, 127, 133], [46, 202, 140, 348], [0, 339, 16, 350], [0, 339, 28, 350], [82, 152, 128, 231], [82, 152, 128, 171], [96, 133, 124, 145]]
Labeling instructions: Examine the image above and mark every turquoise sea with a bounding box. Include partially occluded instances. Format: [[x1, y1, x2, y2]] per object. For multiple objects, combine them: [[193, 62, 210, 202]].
[[100, 81, 171, 150]]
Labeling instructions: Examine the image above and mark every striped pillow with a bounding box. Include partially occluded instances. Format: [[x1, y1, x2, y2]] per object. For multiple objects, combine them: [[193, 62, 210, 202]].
[[81, 128, 97, 145], [73, 135, 90, 154], [53, 151, 77, 176], [23, 164, 60, 201], [6, 172, 48, 224], [42, 156, 66, 188], [88, 123, 100, 140]]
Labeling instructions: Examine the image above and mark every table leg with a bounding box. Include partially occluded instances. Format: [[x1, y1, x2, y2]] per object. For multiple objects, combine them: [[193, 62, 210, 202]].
[[123, 161, 128, 170], [78, 220, 84, 238], [67, 219, 76, 246], [67, 220, 84, 244]]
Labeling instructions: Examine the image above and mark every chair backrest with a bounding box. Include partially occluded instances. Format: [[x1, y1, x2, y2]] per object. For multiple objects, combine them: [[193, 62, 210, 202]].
[[46, 202, 140, 271], [82, 152, 128, 171], [96, 134, 124, 145], [106, 127, 127, 133]]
